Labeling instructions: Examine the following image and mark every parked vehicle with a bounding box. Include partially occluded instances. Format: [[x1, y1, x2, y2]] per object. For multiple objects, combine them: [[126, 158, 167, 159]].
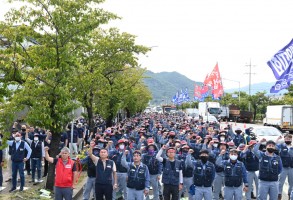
[[250, 126, 284, 144], [143, 107, 152, 113], [219, 106, 229, 121], [239, 110, 253, 123], [198, 102, 221, 119], [263, 105, 293, 133], [228, 104, 240, 121], [202, 115, 219, 124], [162, 105, 177, 114], [228, 105, 253, 123], [185, 108, 200, 120]]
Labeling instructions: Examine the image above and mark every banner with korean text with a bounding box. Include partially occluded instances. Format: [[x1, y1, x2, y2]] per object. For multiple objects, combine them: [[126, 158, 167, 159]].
[[267, 39, 293, 93]]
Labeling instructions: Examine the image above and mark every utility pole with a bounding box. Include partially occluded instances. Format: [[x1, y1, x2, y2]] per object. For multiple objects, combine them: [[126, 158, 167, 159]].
[[245, 59, 256, 111]]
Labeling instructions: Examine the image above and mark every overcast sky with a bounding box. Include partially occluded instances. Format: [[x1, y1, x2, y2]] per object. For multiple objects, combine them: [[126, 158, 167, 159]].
[[1, 0, 293, 90]]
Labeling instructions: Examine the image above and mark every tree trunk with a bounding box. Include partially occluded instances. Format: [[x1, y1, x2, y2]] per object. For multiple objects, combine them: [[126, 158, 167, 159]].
[[87, 105, 94, 131], [85, 90, 94, 131], [45, 131, 61, 190], [126, 108, 131, 118], [253, 108, 257, 123], [106, 113, 113, 128]]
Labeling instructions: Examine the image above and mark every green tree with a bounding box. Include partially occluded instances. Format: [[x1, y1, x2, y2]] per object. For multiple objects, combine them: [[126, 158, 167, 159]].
[[249, 92, 270, 121], [72, 28, 149, 129], [122, 75, 152, 117], [0, 0, 117, 190], [283, 85, 293, 104]]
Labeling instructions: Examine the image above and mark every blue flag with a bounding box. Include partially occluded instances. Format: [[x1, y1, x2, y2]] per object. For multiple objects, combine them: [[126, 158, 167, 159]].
[[183, 88, 190, 102], [267, 39, 293, 93], [172, 91, 179, 104], [178, 89, 184, 105]]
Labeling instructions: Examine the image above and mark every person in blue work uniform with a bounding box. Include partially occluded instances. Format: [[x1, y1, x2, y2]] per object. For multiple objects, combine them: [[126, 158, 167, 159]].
[[253, 138, 283, 200], [213, 141, 229, 200], [216, 148, 249, 200], [233, 127, 246, 147], [156, 145, 183, 200], [142, 142, 162, 200], [109, 139, 133, 200], [122, 150, 150, 200], [240, 140, 259, 200], [80, 143, 100, 200], [185, 149, 216, 200], [276, 133, 293, 200], [88, 144, 118, 200], [243, 128, 252, 145], [25, 131, 45, 183], [177, 145, 194, 200], [7, 132, 32, 192]]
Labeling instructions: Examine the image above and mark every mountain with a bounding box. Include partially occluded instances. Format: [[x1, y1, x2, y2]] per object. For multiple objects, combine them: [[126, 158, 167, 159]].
[[143, 71, 200, 104], [143, 70, 286, 104], [224, 82, 288, 95]]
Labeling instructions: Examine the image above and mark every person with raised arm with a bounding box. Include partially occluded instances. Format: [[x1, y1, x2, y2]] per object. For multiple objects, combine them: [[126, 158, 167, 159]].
[[44, 146, 77, 200], [156, 145, 183, 200], [253, 138, 283, 200], [88, 141, 118, 200], [121, 149, 150, 200]]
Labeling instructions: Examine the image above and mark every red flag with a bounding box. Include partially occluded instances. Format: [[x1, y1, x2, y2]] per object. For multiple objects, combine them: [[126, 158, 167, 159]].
[[200, 85, 209, 94], [210, 63, 224, 98], [194, 84, 202, 98], [203, 73, 213, 86]]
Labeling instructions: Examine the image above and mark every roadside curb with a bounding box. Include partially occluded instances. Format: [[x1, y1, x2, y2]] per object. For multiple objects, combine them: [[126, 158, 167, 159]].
[[73, 173, 87, 200]]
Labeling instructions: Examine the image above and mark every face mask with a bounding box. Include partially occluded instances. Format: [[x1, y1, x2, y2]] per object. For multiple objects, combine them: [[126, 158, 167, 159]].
[[148, 150, 155, 155], [267, 148, 275, 153], [181, 150, 188, 155], [200, 156, 208, 163], [119, 144, 125, 150], [213, 143, 218, 148], [21, 129, 26, 132], [15, 137, 21, 141], [220, 137, 225, 141], [285, 141, 292, 145], [229, 155, 238, 161], [34, 137, 38, 141]]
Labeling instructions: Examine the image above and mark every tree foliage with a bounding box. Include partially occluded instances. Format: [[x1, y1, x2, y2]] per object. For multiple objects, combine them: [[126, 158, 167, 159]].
[[72, 28, 150, 128], [0, 0, 117, 190]]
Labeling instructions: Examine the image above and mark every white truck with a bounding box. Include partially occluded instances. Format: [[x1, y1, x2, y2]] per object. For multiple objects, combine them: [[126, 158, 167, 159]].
[[185, 108, 200, 120], [219, 106, 229, 121], [198, 102, 221, 119], [263, 105, 293, 133]]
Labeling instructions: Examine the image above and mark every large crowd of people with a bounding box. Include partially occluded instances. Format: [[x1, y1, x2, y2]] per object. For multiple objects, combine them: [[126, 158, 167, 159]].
[[1, 112, 292, 200]]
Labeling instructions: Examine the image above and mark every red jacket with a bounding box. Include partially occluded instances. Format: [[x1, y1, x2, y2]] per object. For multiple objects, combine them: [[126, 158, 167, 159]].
[[55, 158, 75, 187]]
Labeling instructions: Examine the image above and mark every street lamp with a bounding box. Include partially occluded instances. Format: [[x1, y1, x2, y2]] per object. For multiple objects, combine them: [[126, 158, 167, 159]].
[[222, 78, 240, 103]]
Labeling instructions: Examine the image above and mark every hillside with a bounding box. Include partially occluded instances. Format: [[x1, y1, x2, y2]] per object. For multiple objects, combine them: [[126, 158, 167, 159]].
[[143, 71, 201, 104], [225, 82, 288, 95], [143, 70, 283, 104]]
